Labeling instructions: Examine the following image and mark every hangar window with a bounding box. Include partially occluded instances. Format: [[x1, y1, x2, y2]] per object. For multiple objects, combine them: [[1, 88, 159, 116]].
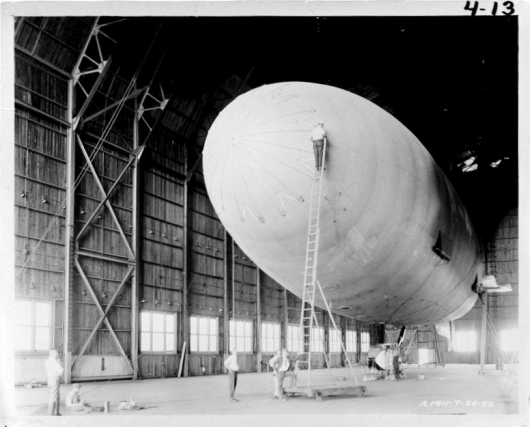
[[261, 322, 281, 353], [14, 299, 52, 351], [141, 311, 176, 353], [360, 331, 370, 352], [329, 327, 342, 353], [229, 319, 252, 352], [454, 330, 476, 352], [287, 324, 301, 353], [346, 330, 357, 353], [310, 327, 325, 353], [190, 315, 218, 353]]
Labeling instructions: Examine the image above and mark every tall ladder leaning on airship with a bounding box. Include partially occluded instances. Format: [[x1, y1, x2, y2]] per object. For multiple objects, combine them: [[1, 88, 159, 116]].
[[295, 132, 360, 390]]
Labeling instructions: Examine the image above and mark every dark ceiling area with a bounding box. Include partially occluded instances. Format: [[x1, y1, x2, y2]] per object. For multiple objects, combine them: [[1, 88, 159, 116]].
[[101, 15, 518, 239]]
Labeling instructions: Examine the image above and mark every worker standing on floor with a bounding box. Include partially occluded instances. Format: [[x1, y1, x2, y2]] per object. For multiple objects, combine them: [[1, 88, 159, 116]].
[[45, 349, 64, 416], [224, 347, 240, 402], [269, 349, 282, 399], [310, 121, 327, 171]]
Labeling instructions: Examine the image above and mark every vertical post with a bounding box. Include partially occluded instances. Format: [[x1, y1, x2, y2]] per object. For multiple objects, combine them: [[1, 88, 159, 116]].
[[62, 78, 75, 385], [283, 289, 288, 349], [223, 231, 230, 362], [479, 293, 488, 373], [256, 267, 262, 372], [131, 97, 140, 379], [182, 145, 190, 377]]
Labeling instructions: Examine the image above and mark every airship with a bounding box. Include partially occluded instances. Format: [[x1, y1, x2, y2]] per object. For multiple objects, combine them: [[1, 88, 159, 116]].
[[203, 82, 482, 326]]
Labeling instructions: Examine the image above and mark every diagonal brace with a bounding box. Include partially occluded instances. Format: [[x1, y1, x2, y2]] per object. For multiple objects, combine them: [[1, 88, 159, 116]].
[[75, 135, 135, 259], [72, 258, 134, 372], [76, 143, 146, 244]]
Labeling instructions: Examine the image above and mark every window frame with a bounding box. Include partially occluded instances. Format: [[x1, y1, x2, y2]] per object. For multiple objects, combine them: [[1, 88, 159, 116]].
[[189, 315, 219, 354], [310, 326, 325, 353], [346, 329, 357, 353], [14, 298, 53, 354], [328, 326, 342, 353], [261, 321, 281, 354], [287, 323, 301, 353], [360, 331, 370, 352], [229, 319, 253, 353], [140, 310, 177, 354]]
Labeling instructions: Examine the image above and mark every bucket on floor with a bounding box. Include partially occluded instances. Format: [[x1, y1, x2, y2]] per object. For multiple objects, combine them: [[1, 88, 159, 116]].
[[418, 374, 425, 380], [104, 401, 110, 413]]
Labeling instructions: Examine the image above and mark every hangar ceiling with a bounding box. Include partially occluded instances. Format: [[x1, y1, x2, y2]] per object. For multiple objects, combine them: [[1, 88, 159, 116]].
[[16, 15, 519, 239]]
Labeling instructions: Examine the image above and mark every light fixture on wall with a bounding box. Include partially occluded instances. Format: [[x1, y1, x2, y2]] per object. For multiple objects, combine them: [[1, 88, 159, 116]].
[[168, 301, 172, 306], [41, 196, 48, 204], [140, 298, 146, 303], [51, 286, 56, 291], [82, 289, 87, 296], [20, 191, 26, 198], [79, 207, 85, 215], [102, 291, 107, 298], [154, 299, 159, 305]]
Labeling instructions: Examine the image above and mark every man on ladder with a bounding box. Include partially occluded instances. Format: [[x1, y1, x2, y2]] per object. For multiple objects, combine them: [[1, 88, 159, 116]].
[[310, 122, 327, 171]]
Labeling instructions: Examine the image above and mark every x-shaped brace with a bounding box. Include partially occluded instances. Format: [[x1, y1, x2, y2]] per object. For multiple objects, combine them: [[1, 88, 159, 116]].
[[72, 257, 135, 373], [75, 135, 136, 260]]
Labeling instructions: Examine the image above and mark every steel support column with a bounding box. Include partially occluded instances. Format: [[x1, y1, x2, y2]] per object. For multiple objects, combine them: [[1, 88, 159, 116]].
[[283, 288, 289, 349], [182, 145, 190, 377], [256, 267, 262, 372], [131, 96, 141, 380], [223, 230, 230, 359], [479, 295, 488, 374], [62, 77, 75, 385]]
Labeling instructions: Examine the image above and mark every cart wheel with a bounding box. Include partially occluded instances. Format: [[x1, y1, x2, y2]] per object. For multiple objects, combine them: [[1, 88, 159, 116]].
[[315, 392, 322, 401]]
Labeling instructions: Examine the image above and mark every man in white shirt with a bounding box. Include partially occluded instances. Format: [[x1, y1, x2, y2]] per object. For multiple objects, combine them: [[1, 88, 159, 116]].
[[272, 348, 291, 401], [45, 349, 64, 415], [224, 347, 240, 402], [269, 349, 282, 399], [310, 122, 327, 171]]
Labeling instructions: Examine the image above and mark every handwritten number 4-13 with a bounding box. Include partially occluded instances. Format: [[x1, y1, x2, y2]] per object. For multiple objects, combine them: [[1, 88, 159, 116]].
[[464, 1, 515, 15]]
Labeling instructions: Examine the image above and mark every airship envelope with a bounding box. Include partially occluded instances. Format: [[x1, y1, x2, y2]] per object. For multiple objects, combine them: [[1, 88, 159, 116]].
[[203, 82, 481, 325]]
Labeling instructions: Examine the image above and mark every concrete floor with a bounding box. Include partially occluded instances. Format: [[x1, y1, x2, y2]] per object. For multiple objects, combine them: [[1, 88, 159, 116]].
[[6, 364, 527, 427]]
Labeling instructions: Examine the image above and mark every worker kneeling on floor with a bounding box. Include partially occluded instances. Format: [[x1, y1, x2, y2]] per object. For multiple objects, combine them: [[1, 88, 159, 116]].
[[65, 384, 103, 414]]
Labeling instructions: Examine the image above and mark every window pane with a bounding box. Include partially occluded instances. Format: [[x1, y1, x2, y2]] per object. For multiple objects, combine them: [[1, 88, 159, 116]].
[[166, 314, 175, 333], [141, 312, 151, 332], [15, 300, 32, 326], [141, 332, 151, 352], [245, 322, 251, 336], [236, 337, 244, 351], [237, 321, 244, 336], [152, 332, 164, 351], [35, 327, 50, 350], [199, 335, 209, 351], [190, 335, 198, 352], [210, 336, 217, 352], [35, 302, 51, 326], [14, 326, 32, 350], [166, 333, 175, 352], [210, 318, 218, 334], [199, 317, 208, 333], [190, 316, 197, 332], [152, 313, 164, 332], [229, 321, 235, 336]]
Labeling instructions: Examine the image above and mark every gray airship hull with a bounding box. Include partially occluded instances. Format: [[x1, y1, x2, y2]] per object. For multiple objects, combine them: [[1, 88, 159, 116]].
[[203, 82, 481, 325]]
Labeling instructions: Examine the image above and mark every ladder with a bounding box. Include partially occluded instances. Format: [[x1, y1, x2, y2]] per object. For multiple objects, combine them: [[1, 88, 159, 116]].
[[296, 138, 360, 389], [297, 138, 328, 388]]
